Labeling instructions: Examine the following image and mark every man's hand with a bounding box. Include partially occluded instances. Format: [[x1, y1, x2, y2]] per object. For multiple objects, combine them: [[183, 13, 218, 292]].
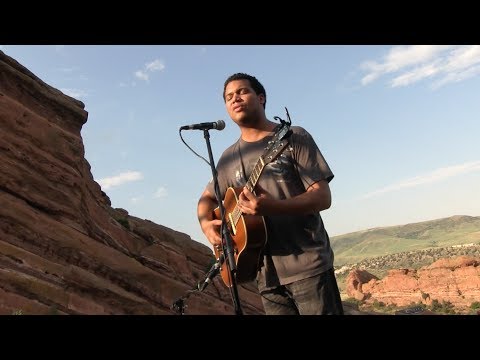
[[201, 218, 223, 246], [237, 185, 273, 216], [236, 180, 331, 216], [198, 189, 223, 246]]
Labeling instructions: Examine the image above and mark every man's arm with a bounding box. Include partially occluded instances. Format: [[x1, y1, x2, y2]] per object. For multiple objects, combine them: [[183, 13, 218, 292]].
[[197, 188, 222, 246], [237, 179, 331, 216]]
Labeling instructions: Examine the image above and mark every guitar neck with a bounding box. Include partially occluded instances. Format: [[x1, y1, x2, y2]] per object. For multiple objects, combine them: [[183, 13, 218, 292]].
[[245, 156, 265, 193], [229, 156, 265, 230]]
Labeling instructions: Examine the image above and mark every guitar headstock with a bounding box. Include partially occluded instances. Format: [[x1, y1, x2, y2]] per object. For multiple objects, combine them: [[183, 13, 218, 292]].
[[245, 112, 292, 192], [262, 122, 292, 166]]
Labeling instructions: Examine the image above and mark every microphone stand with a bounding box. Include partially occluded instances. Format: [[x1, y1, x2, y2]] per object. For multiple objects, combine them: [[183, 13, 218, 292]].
[[171, 259, 221, 315], [202, 128, 243, 315]]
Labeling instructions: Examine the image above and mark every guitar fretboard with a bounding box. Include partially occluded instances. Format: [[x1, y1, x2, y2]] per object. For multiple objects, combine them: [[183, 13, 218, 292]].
[[246, 156, 265, 193], [231, 156, 266, 228]]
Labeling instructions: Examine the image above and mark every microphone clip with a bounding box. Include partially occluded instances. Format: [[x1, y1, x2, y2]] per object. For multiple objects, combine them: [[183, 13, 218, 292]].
[[197, 260, 221, 292]]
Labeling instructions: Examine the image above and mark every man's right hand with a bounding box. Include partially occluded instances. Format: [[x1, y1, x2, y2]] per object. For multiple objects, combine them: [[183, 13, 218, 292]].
[[201, 218, 223, 246], [198, 189, 223, 247]]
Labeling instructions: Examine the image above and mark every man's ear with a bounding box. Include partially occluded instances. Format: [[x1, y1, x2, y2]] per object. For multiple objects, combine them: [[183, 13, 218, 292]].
[[259, 94, 265, 105]]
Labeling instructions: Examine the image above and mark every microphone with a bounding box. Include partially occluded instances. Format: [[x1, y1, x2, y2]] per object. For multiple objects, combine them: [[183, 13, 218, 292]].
[[198, 260, 221, 292], [180, 120, 225, 131]]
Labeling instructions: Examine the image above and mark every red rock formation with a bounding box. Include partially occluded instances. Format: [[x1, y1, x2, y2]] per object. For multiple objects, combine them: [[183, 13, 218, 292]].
[[0, 50, 264, 315], [346, 256, 480, 312]]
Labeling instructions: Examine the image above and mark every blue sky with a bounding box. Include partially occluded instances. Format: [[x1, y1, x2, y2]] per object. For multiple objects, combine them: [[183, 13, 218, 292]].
[[2, 45, 480, 249]]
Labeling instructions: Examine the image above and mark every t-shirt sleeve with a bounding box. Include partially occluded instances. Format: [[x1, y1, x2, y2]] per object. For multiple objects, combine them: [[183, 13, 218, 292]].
[[204, 150, 231, 199], [291, 127, 334, 189]]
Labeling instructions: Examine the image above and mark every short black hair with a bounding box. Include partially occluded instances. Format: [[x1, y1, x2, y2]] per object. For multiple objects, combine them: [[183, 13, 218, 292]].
[[223, 73, 267, 109]]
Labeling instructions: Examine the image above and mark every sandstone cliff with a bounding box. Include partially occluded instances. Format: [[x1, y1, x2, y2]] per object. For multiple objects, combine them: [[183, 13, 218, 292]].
[[346, 256, 480, 313], [0, 50, 264, 315]]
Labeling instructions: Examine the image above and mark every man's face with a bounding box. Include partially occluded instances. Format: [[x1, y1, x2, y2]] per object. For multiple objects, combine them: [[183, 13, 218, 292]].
[[224, 79, 265, 126]]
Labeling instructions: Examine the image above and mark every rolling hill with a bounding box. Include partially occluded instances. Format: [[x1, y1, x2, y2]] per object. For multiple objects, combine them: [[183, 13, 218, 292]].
[[330, 215, 480, 266]]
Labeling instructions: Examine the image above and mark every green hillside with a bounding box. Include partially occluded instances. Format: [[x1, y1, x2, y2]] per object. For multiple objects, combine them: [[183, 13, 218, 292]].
[[330, 215, 480, 266]]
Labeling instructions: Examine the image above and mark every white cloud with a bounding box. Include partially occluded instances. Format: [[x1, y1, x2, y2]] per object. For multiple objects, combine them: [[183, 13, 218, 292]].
[[444, 45, 480, 72], [131, 196, 144, 204], [360, 45, 480, 88], [362, 161, 480, 199], [135, 70, 149, 81], [154, 186, 168, 198], [57, 66, 78, 73], [145, 59, 165, 72], [134, 58, 165, 82], [97, 171, 143, 190], [391, 60, 441, 87], [55, 66, 88, 82], [432, 64, 480, 89], [60, 88, 88, 99]]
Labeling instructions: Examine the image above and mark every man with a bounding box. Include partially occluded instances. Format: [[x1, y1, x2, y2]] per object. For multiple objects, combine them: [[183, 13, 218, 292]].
[[197, 73, 343, 315]]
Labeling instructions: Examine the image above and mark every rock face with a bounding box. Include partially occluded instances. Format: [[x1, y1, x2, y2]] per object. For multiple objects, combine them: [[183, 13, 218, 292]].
[[346, 256, 480, 312], [0, 50, 264, 315]]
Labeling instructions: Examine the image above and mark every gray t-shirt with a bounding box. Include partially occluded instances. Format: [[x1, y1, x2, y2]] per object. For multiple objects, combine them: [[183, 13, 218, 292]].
[[205, 125, 334, 291]]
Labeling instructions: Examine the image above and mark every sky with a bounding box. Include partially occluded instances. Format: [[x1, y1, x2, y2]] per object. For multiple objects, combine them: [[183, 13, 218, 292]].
[[2, 45, 480, 250]]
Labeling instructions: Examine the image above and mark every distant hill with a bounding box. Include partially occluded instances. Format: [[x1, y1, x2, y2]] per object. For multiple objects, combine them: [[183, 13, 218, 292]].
[[330, 215, 480, 266]]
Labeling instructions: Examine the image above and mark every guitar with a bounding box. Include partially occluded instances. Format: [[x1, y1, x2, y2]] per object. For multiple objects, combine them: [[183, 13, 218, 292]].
[[213, 122, 292, 287]]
